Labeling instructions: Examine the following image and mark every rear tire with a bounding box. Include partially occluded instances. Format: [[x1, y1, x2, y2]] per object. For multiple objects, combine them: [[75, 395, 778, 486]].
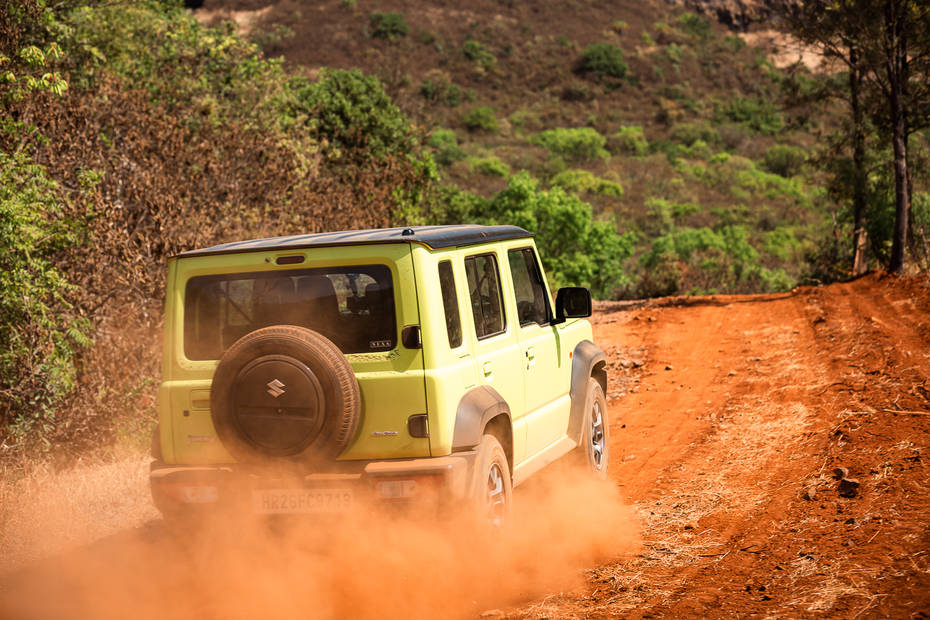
[[471, 434, 512, 528]]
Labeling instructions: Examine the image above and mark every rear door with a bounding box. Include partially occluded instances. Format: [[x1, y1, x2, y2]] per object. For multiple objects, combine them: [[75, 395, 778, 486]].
[[464, 251, 527, 464]]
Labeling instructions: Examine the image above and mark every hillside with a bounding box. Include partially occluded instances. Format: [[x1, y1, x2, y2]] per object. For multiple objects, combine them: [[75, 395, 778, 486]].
[[201, 0, 836, 298]]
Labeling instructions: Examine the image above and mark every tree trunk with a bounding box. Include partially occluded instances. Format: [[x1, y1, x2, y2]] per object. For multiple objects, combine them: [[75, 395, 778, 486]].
[[886, 0, 910, 273], [849, 47, 869, 275]]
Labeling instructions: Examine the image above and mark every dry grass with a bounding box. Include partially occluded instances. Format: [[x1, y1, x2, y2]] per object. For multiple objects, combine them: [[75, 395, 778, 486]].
[[0, 449, 157, 574]]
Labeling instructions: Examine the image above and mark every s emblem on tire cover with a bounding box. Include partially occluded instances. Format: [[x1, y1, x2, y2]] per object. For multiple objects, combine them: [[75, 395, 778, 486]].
[[266, 379, 286, 398]]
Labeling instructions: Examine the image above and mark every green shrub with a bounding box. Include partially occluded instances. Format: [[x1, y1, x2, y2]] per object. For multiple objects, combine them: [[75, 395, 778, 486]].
[[462, 106, 499, 132], [427, 129, 465, 165], [418, 71, 462, 106], [462, 40, 496, 70], [532, 127, 609, 161], [724, 97, 784, 135], [677, 13, 711, 41], [550, 169, 623, 197], [469, 156, 510, 177], [0, 152, 91, 449], [369, 12, 409, 40], [296, 68, 418, 160], [763, 144, 806, 177], [578, 42, 629, 82], [669, 121, 720, 146], [611, 125, 648, 156]]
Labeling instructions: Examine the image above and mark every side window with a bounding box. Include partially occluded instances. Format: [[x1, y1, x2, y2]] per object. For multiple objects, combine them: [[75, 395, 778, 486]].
[[438, 260, 462, 348], [464, 253, 506, 339], [507, 247, 551, 327]]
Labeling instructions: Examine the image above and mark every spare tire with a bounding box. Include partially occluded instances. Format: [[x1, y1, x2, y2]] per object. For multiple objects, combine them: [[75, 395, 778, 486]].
[[210, 325, 361, 462]]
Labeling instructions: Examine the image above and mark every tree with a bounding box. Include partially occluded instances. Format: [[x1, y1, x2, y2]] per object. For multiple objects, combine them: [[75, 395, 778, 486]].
[[783, 0, 930, 273]]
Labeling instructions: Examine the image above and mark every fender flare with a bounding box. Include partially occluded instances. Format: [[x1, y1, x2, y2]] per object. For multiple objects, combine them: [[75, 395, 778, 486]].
[[567, 340, 607, 444], [451, 385, 512, 452]]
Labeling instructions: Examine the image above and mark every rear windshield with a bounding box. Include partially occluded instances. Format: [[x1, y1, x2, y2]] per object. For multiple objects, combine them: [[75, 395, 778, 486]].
[[183, 265, 395, 360]]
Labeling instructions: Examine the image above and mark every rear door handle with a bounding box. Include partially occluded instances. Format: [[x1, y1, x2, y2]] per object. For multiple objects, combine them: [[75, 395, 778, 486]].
[[525, 346, 536, 369], [482, 361, 493, 377]]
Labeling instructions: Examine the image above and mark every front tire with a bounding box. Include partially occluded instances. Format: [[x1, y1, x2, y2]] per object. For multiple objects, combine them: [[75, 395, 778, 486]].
[[472, 434, 512, 528], [573, 378, 610, 480]]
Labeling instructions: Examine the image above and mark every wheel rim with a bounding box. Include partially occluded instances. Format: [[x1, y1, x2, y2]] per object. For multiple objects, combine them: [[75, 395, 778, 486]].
[[591, 400, 605, 470], [486, 462, 507, 526]]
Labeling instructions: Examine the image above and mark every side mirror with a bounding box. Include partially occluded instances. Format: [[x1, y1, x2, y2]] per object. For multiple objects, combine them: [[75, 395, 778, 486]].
[[553, 287, 592, 324]]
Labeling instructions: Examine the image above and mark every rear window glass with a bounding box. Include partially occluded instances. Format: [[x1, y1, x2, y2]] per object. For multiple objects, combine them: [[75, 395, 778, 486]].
[[184, 265, 395, 360]]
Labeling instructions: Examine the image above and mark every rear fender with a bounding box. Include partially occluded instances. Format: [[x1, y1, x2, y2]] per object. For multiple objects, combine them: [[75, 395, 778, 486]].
[[451, 385, 512, 457]]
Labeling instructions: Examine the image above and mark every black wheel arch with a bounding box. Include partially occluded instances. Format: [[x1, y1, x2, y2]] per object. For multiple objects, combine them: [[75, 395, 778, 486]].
[[451, 385, 513, 473], [567, 340, 607, 444]]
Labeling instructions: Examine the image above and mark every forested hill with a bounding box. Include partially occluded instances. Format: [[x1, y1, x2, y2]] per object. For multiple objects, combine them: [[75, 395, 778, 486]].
[[0, 0, 927, 458]]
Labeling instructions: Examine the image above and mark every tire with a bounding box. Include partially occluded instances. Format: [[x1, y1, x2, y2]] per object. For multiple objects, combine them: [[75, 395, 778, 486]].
[[571, 378, 610, 480], [471, 434, 513, 528], [210, 325, 361, 463]]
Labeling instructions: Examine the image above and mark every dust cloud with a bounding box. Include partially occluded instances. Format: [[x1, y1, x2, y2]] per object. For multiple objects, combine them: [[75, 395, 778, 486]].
[[0, 466, 639, 619]]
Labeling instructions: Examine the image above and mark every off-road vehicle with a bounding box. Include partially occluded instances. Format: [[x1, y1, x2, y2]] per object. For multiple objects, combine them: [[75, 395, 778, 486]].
[[150, 225, 609, 524]]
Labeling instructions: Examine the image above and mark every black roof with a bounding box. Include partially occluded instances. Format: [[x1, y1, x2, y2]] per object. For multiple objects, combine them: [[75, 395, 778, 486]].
[[175, 225, 533, 258]]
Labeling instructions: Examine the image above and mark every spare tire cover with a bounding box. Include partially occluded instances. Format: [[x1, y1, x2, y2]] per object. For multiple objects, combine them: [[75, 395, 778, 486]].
[[210, 325, 361, 462]]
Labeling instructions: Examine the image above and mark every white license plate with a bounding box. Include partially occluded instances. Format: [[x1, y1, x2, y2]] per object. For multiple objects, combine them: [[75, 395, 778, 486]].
[[252, 488, 353, 514]]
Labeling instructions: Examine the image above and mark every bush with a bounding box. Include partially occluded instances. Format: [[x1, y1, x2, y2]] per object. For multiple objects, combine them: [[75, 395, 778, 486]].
[[469, 156, 510, 177], [763, 144, 806, 177], [532, 127, 609, 161], [462, 40, 496, 70], [427, 129, 465, 165], [418, 70, 462, 106], [578, 42, 629, 82], [295, 68, 418, 161], [677, 13, 711, 41], [724, 97, 784, 135], [462, 106, 498, 132], [369, 12, 409, 40], [611, 125, 648, 156], [0, 152, 90, 449], [670, 121, 720, 147], [550, 169, 623, 197]]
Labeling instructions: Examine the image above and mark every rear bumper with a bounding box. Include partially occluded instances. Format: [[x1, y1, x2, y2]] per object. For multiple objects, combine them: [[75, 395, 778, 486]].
[[150, 453, 477, 516]]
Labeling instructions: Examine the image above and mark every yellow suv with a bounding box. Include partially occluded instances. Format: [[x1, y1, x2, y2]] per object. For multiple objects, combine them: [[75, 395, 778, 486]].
[[151, 225, 609, 524]]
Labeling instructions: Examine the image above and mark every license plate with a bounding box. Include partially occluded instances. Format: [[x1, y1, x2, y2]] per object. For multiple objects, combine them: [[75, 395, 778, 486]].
[[252, 488, 353, 514]]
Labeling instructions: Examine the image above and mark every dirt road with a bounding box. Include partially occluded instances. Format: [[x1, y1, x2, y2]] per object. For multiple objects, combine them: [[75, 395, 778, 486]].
[[1, 274, 928, 618], [518, 273, 930, 618]]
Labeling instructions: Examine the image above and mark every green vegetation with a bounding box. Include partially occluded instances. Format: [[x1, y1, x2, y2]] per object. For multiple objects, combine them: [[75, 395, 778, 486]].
[[578, 42, 629, 83], [462, 40, 496, 71], [427, 129, 465, 165], [532, 127, 609, 161], [369, 12, 409, 40], [0, 153, 90, 448], [462, 105, 498, 132], [550, 169, 624, 197], [763, 145, 806, 178], [294, 68, 419, 161], [469, 156, 510, 177], [611, 126, 649, 156], [723, 97, 784, 135]]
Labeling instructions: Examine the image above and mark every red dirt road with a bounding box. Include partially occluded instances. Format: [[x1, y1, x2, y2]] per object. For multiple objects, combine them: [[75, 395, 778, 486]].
[[1, 274, 928, 619], [516, 273, 930, 618]]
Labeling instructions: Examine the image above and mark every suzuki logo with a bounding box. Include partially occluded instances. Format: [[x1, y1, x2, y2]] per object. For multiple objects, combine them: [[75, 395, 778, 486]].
[[266, 379, 286, 398]]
